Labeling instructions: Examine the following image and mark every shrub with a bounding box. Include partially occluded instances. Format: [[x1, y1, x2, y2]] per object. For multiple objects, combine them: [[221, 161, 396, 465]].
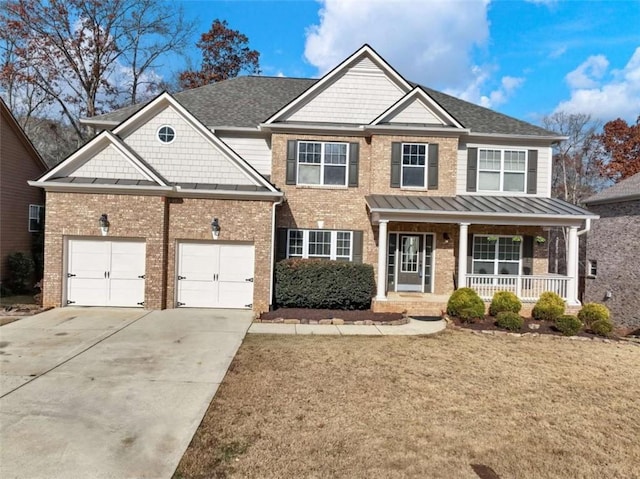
[[578, 303, 610, 327], [275, 259, 375, 310], [532, 291, 565, 321], [489, 291, 522, 316], [6, 252, 35, 294], [590, 319, 614, 337], [555, 315, 583, 336], [446, 288, 485, 320], [495, 311, 523, 331]]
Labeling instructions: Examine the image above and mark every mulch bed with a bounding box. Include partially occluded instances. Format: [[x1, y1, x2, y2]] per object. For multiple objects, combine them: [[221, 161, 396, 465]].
[[259, 308, 403, 322], [451, 315, 603, 338]]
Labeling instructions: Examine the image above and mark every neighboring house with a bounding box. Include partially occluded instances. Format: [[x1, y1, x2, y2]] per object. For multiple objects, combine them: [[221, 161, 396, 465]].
[[30, 45, 596, 314], [0, 98, 48, 287], [583, 173, 640, 330]]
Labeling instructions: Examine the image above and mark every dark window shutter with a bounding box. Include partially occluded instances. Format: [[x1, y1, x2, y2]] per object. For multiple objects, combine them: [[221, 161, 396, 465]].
[[348, 142, 359, 187], [286, 140, 297, 185], [427, 143, 439, 189], [276, 228, 288, 261], [527, 150, 538, 194], [390, 142, 401, 188], [522, 235, 534, 275], [466, 147, 478, 192], [466, 234, 474, 276], [352, 230, 363, 263]]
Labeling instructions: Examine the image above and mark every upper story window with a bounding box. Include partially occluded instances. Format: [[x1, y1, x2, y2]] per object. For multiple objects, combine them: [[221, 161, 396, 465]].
[[157, 125, 175, 144], [297, 141, 348, 186], [287, 229, 352, 261], [29, 204, 44, 232], [472, 235, 521, 275], [401, 143, 427, 188], [478, 149, 527, 192]]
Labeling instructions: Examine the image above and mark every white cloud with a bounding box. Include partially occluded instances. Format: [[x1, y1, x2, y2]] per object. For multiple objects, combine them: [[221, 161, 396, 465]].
[[446, 67, 524, 108], [304, 0, 491, 93], [555, 47, 640, 121]]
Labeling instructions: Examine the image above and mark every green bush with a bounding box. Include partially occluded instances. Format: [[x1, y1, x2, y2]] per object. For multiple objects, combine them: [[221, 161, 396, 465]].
[[275, 259, 375, 310], [446, 288, 485, 320], [590, 319, 614, 337], [578, 303, 610, 327], [555, 315, 583, 336], [6, 252, 35, 294], [495, 311, 524, 331], [532, 291, 565, 321], [489, 291, 522, 316]]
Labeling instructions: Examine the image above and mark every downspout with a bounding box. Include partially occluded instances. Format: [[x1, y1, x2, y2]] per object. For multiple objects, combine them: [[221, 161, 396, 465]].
[[577, 218, 591, 236], [269, 196, 285, 309]]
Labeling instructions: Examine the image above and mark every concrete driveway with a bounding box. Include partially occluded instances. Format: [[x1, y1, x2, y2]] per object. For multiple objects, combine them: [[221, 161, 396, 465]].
[[0, 307, 253, 479]]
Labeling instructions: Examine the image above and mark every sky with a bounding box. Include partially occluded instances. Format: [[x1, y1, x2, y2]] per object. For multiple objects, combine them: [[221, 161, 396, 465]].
[[172, 0, 640, 126]]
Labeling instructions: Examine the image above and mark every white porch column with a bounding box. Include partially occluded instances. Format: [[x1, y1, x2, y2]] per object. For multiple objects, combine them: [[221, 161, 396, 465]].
[[376, 220, 389, 301], [566, 225, 580, 305], [458, 223, 470, 289]]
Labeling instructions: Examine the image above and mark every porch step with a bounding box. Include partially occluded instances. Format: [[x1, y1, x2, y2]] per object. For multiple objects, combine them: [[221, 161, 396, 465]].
[[372, 296, 448, 317]]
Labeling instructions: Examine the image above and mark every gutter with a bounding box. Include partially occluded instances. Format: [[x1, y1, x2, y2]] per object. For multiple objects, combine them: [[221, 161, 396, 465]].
[[577, 218, 591, 236]]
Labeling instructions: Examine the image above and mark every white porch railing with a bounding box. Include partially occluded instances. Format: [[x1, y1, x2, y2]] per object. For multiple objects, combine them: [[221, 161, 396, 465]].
[[466, 274, 569, 302]]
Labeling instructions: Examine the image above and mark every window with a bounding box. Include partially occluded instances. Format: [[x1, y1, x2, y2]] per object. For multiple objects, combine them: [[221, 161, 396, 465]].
[[297, 141, 348, 186], [287, 229, 352, 261], [157, 125, 175, 144], [401, 143, 427, 188], [29, 204, 44, 232], [588, 260, 597, 277], [478, 149, 526, 192], [472, 236, 521, 275]]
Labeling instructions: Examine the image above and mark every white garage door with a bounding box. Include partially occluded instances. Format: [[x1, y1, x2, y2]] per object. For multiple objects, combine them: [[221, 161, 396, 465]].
[[66, 239, 146, 307], [176, 242, 254, 309]]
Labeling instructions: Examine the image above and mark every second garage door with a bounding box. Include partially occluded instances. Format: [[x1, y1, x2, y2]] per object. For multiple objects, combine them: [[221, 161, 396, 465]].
[[176, 242, 254, 309]]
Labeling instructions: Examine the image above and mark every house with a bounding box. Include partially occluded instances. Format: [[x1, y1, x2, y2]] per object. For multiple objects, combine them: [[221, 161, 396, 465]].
[[1, 98, 48, 288], [30, 45, 597, 314], [583, 173, 640, 330]]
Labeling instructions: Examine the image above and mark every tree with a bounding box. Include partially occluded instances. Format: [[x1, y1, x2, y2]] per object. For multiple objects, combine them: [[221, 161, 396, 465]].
[[595, 116, 640, 182], [179, 19, 260, 90], [0, 0, 194, 144]]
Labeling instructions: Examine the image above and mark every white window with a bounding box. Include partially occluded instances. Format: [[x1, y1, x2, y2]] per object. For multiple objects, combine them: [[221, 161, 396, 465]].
[[297, 141, 348, 186], [287, 229, 352, 261], [472, 236, 521, 275], [478, 149, 527, 192], [588, 260, 597, 277], [401, 143, 427, 188], [28, 204, 44, 232], [157, 125, 175, 144]]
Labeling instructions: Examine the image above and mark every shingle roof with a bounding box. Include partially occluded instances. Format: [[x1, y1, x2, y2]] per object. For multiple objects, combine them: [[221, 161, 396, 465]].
[[89, 76, 557, 137], [583, 172, 640, 205]]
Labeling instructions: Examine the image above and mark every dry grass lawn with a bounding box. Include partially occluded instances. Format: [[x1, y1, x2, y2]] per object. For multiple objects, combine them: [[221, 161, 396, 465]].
[[174, 330, 640, 479]]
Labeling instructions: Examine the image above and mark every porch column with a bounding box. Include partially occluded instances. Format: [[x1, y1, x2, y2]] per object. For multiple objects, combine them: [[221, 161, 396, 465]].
[[458, 223, 469, 289], [376, 220, 388, 301], [566, 225, 580, 306]]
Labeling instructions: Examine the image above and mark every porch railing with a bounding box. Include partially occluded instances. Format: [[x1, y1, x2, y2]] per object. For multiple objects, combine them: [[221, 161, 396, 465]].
[[465, 274, 569, 302]]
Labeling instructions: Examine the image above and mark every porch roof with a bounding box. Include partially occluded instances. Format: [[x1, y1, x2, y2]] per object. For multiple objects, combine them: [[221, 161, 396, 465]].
[[365, 194, 598, 226]]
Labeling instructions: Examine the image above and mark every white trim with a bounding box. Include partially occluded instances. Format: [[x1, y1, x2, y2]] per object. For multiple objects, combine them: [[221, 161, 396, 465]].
[[156, 125, 176, 144], [286, 229, 353, 261], [264, 45, 412, 125], [471, 234, 523, 276], [466, 132, 567, 142], [400, 142, 428, 189], [477, 148, 527, 193], [296, 141, 349, 187], [388, 231, 435, 294], [28, 204, 44, 232]]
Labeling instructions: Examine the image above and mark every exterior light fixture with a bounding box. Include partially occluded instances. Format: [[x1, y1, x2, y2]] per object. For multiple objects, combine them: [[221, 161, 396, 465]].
[[99, 214, 109, 236], [443, 232, 451, 244], [211, 218, 221, 239]]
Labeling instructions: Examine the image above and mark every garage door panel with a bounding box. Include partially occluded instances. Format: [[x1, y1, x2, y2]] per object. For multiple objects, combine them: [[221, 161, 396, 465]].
[[177, 281, 218, 308], [110, 242, 146, 280], [178, 243, 218, 281], [217, 282, 253, 309], [109, 279, 145, 307], [67, 278, 107, 306], [68, 240, 110, 279], [218, 245, 254, 282]]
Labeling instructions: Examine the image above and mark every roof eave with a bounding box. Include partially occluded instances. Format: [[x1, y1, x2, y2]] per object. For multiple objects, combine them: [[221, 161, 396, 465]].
[[583, 193, 640, 206], [465, 132, 568, 142]]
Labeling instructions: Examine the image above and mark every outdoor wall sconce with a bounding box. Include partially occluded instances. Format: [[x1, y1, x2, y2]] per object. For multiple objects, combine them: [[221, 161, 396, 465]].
[[443, 232, 451, 244], [211, 218, 221, 239], [99, 214, 109, 236]]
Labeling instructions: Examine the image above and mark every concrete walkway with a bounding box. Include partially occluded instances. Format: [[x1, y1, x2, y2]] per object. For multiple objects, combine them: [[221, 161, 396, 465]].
[[248, 318, 447, 336], [0, 307, 253, 479]]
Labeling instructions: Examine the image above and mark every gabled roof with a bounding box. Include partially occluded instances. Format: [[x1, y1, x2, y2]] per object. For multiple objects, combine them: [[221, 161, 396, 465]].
[[583, 172, 640, 205], [0, 98, 48, 170]]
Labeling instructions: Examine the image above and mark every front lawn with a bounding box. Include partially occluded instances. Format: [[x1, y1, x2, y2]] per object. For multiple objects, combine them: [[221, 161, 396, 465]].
[[174, 331, 640, 479]]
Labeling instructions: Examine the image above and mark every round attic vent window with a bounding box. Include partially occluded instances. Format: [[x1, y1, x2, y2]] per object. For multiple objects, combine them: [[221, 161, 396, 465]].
[[157, 125, 175, 144]]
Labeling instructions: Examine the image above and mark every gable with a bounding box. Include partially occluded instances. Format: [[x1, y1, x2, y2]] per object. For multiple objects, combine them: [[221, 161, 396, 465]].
[[71, 143, 148, 180], [381, 97, 446, 125]]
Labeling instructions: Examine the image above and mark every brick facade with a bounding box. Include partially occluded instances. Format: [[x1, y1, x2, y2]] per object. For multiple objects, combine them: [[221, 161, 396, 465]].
[[584, 200, 640, 330], [42, 192, 273, 313]]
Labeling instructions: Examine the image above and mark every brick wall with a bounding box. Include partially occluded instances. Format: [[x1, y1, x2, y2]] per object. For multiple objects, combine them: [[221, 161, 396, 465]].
[[584, 200, 640, 330]]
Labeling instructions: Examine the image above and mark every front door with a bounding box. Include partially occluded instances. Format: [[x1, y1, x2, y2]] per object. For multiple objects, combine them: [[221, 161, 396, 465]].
[[397, 234, 422, 292]]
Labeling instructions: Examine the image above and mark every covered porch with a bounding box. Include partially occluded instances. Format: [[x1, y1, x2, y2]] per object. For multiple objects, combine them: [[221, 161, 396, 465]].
[[366, 194, 598, 312]]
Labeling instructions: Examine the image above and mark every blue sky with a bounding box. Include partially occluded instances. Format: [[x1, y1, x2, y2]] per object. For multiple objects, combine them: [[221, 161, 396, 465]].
[[175, 0, 640, 125]]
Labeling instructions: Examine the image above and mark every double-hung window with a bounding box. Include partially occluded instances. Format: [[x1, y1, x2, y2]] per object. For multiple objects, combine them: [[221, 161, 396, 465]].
[[287, 229, 352, 261], [28, 204, 44, 232], [297, 141, 348, 186], [478, 149, 526, 192], [472, 236, 521, 275], [401, 143, 427, 188]]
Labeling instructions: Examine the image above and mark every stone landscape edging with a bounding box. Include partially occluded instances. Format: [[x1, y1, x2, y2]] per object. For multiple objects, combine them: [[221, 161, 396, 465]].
[[253, 317, 410, 326]]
